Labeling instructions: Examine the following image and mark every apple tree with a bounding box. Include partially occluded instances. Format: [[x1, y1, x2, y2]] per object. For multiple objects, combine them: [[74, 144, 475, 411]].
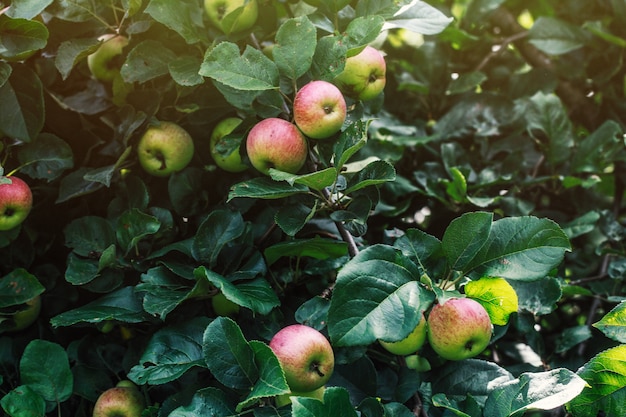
[[1, 0, 625, 416]]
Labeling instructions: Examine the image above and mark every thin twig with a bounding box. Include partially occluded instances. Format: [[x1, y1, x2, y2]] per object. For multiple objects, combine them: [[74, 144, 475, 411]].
[[474, 31, 529, 72]]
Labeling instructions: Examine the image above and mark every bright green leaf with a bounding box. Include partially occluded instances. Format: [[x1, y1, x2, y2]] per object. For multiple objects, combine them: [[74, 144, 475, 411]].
[[465, 277, 519, 326], [382, 0, 453, 35], [593, 301, 626, 343]]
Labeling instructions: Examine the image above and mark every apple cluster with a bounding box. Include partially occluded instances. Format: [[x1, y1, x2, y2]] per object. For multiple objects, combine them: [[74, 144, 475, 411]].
[[210, 45, 387, 176], [269, 324, 334, 406], [379, 297, 494, 364]]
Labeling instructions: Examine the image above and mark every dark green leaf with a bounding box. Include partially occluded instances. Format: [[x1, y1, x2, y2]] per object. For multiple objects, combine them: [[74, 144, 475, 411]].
[[17, 133, 74, 181], [274, 16, 316, 81], [128, 317, 211, 385], [0, 15, 48, 61], [192, 209, 246, 267], [0, 268, 44, 308], [5, 0, 54, 19], [572, 120, 625, 173], [275, 202, 315, 237], [510, 277, 562, 315], [145, 0, 203, 44], [116, 208, 161, 255], [442, 211, 493, 272], [55, 37, 100, 80], [334, 120, 368, 171], [202, 317, 258, 389], [136, 266, 197, 320], [292, 386, 358, 417], [120, 40, 177, 83], [529, 17, 589, 55], [228, 177, 310, 201], [0, 385, 46, 417], [264, 237, 348, 266], [344, 160, 396, 194], [64, 216, 116, 257], [169, 55, 205, 86], [0, 65, 44, 142], [169, 387, 237, 417], [310, 35, 347, 81], [19, 340, 73, 403]]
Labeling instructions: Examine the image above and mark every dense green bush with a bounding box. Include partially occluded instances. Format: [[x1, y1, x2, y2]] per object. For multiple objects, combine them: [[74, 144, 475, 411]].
[[1, 0, 625, 416]]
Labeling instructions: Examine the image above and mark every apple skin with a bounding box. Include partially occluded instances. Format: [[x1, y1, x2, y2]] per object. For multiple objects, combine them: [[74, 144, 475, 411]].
[[379, 312, 427, 356], [87, 35, 129, 82], [204, 0, 258, 34], [92, 381, 144, 417], [137, 121, 195, 177], [3, 295, 41, 333], [275, 385, 325, 407], [211, 292, 240, 317], [293, 80, 347, 140], [0, 176, 33, 231], [269, 324, 334, 393], [333, 45, 386, 101], [427, 297, 493, 361], [246, 118, 308, 175], [210, 117, 247, 173]]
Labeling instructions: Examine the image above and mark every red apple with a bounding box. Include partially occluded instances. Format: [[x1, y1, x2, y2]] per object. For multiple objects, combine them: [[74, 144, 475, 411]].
[[0, 176, 33, 231], [269, 324, 334, 392], [427, 297, 493, 361], [333, 45, 386, 101], [246, 118, 308, 175], [293, 80, 347, 140], [92, 381, 145, 417]]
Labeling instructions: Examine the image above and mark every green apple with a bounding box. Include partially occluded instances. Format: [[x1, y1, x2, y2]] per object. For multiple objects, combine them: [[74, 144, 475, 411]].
[[404, 354, 431, 372], [0, 176, 33, 231], [427, 297, 493, 361], [269, 324, 334, 392], [379, 312, 427, 356], [334, 45, 386, 101], [246, 118, 308, 175], [275, 385, 325, 407], [87, 34, 129, 82], [92, 381, 144, 417], [210, 117, 247, 173], [293, 80, 347, 140], [211, 292, 240, 317], [137, 121, 195, 177], [204, 0, 258, 34], [2, 295, 41, 333]]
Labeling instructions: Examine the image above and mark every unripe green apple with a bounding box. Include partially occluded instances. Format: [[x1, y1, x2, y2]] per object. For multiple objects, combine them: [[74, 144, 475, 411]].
[[210, 117, 247, 172], [92, 381, 144, 417], [275, 385, 325, 407], [87, 34, 129, 82], [0, 176, 33, 231], [269, 324, 334, 393], [404, 354, 431, 372], [204, 0, 258, 34], [2, 295, 41, 333], [137, 121, 195, 177], [334, 45, 386, 101], [427, 297, 493, 361], [246, 118, 308, 175], [293, 80, 347, 140], [379, 313, 427, 356], [211, 292, 240, 317]]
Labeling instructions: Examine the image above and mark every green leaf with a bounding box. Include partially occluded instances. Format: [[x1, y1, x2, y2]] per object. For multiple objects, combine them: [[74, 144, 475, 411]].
[[192, 209, 246, 267], [55, 37, 100, 80], [202, 317, 258, 389], [443, 166, 467, 202], [333, 120, 368, 172], [195, 266, 280, 315], [120, 40, 177, 83], [20, 340, 73, 403], [446, 71, 488, 95], [63, 216, 116, 257], [555, 326, 593, 354], [136, 266, 197, 320], [17, 133, 74, 181], [431, 359, 515, 401], [0, 268, 44, 308], [572, 120, 625, 173], [273, 16, 317, 81], [128, 317, 211, 385], [344, 160, 396, 194], [275, 202, 316, 237], [310, 35, 348, 81], [116, 208, 161, 255], [5, 0, 54, 19], [228, 177, 310, 201], [465, 277, 519, 326], [145, 0, 203, 44], [529, 16, 589, 55], [327, 244, 434, 347], [484, 368, 587, 416], [566, 345, 626, 417], [0, 385, 46, 417], [0, 62, 11, 87], [169, 55, 205, 87], [442, 212, 493, 272], [584, 20, 626, 48], [510, 277, 562, 315], [292, 386, 358, 417], [341, 15, 386, 51], [169, 387, 237, 417], [55, 167, 105, 203], [382, 0, 453, 35], [236, 341, 290, 411], [200, 42, 279, 91], [50, 286, 150, 327], [465, 216, 571, 281], [0, 65, 44, 142], [264, 237, 348, 266], [561, 211, 601, 239], [270, 167, 338, 191], [0, 15, 48, 60], [394, 228, 446, 279], [593, 301, 626, 343]]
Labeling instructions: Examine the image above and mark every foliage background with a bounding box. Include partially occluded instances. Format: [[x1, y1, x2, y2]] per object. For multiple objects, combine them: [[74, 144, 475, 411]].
[[1, 0, 625, 416]]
